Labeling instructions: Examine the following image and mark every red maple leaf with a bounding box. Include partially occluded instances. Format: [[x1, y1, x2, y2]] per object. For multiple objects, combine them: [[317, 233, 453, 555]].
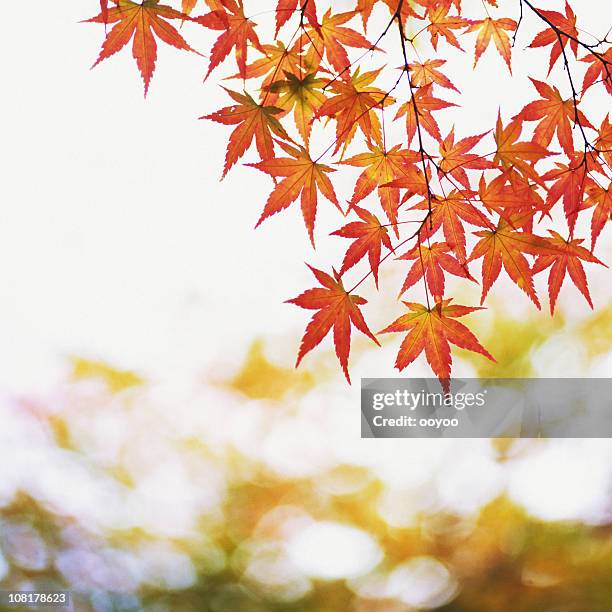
[[100, 0, 110, 23], [226, 42, 307, 90], [437, 128, 493, 189], [409, 59, 459, 92], [415, 0, 462, 13], [595, 115, 612, 169], [493, 112, 551, 185], [356, 0, 419, 31], [275, 0, 319, 34], [514, 78, 593, 157], [585, 183, 612, 248], [532, 230, 606, 314], [229, 43, 292, 81], [248, 141, 341, 245], [355, 0, 376, 31], [331, 205, 393, 288], [466, 17, 517, 73], [395, 83, 457, 144], [410, 191, 493, 260], [85, 0, 199, 96], [528, 0, 579, 74], [203, 88, 291, 177], [304, 10, 376, 76], [397, 242, 476, 300], [288, 265, 379, 382], [194, 0, 225, 9], [340, 144, 421, 232], [316, 68, 392, 154], [468, 214, 553, 307], [541, 151, 601, 235], [478, 170, 545, 222], [581, 48, 612, 96], [425, 4, 471, 51], [380, 299, 494, 390], [196, 0, 265, 80]]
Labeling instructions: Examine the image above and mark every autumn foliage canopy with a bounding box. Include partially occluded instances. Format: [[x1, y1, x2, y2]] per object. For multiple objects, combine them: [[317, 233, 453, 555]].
[[85, 0, 611, 386]]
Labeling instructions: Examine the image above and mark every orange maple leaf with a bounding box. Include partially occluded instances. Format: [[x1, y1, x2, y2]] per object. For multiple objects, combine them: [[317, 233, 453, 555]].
[[382, 0, 420, 22], [275, 0, 319, 34], [226, 42, 307, 90], [581, 48, 612, 96], [468, 214, 554, 307], [514, 78, 593, 157], [266, 71, 326, 145], [305, 10, 377, 76], [395, 83, 457, 144], [415, 0, 461, 12], [355, 0, 377, 30], [426, 4, 471, 51], [410, 191, 493, 261], [203, 88, 291, 177], [466, 17, 517, 73], [380, 299, 494, 390], [478, 170, 544, 222], [331, 205, 393, 288], [493, 112, 551, 185], [85, 0, 199, 96], [397, 242, 476, 300], [585, 183, 612, 248], [341, 144, 421, 233], [409, 59, 459, 92], [196, 0, 265, 80], [316, 68, 392, 155], [529, 1, 579, 75], [438, 128, 494, 189], [532, 230, 606, 314], [541, 151, 600, 235], [595, 115, 612, 168], [186, 0, 225, 12], [355, 0, 419, 31], [248, 142, 341, 245], [100, 0, 110, 23], [288, 265, 379, 382]]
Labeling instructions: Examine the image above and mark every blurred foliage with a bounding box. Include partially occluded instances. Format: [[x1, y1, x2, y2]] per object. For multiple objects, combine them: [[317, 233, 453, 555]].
[[2, 483, 612, 611], [71, 357, 144, 392], [578, 307, 612, 360], [1, 308, 611, 612], [225, 341, 315, 401], [458, 307, 565, 378]]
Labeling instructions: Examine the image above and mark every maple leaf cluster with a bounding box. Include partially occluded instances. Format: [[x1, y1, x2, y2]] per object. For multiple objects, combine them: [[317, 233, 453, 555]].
[[85, 0, 611, 386]]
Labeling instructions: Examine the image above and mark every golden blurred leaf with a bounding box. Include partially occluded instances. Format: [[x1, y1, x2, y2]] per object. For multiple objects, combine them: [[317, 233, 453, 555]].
[[458, 309, 564, 377], [71, 357, 144, 392], [577, 305, 612, 359], [227, 340, 314, 401]]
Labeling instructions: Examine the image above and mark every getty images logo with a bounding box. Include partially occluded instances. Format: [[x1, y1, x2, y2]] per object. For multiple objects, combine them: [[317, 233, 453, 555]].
[[371, 389, 487, 411]]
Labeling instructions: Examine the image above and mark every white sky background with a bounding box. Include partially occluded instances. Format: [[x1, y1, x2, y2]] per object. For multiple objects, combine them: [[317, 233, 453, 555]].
[[0, 0, 610, 393]]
